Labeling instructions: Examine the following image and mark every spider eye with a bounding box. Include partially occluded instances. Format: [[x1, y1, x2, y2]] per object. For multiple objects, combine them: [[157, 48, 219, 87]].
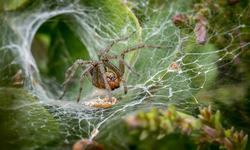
[[109, 75, 116, 80]]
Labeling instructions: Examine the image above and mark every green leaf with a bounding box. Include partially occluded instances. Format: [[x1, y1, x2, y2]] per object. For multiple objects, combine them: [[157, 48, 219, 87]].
[[214, 110, 223, 135], [241, 134, 248, 149], [157, 133, 166, 140], [0, 88, 60, 149], [140, 130, 149, 140], [0, 0, 28, 11], [124, 0, 219, 106]]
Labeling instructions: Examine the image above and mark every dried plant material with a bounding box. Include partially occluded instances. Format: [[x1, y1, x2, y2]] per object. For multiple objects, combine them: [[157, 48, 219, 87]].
[[91, 129, 99, 137], [73, 139, 105, 150], [195, 23, 207, 45], [171, 14, 190, 29], [32, 78, 38, 86], [194, 13, 207, 26], [192, 12, 208, 45], [83, 96, 117, 107], [169, 63, 182, 73], [194, 4, 205, 11], [13, 70, 23, 85], [230, 0, 240, 5]]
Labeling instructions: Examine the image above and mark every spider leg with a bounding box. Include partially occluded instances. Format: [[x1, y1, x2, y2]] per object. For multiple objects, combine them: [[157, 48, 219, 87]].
[[102, 59, 123, 77], [98, 48, 104, 61], [120, 77, 127, 94], [77, 63, 97, 103], [98, 63, 113, 103], [59, 65, 78, 100], [119, 44, 172, 74], [103, 55, 140, 77], [59, 60, 94, 100], [103, 31, 136, 56]]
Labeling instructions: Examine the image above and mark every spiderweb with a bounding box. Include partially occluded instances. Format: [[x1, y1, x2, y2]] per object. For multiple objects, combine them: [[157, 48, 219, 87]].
[[0, 0, 250, 149]]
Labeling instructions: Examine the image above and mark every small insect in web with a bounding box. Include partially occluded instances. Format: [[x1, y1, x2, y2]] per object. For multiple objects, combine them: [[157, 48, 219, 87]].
[[59, 31, 172, 103]]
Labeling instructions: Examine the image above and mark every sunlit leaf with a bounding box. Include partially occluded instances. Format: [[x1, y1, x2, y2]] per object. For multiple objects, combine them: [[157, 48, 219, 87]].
[[0, 0, 28, 11]]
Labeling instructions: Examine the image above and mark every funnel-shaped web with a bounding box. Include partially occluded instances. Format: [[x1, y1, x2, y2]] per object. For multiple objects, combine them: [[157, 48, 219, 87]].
[[0, 0, 250, 149]]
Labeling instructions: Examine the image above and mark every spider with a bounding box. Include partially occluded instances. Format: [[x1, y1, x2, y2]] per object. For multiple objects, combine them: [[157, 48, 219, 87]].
[[59, 31, 172, 103]]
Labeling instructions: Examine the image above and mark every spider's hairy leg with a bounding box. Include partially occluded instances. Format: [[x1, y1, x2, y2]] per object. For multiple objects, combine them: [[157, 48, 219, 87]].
[[59, 64, 78, 100], [121, 77, 127, 94], [62, 60, 89, 85], [98, 48, 104, 61], [103, 59, 123, 77], [98, 63, 113, 103], [104, 55, 140, 77], [103, 30, 136, 56], [59, 60, 93, 100], [77, 63, 97, 103], [119, 44, 172, 73]]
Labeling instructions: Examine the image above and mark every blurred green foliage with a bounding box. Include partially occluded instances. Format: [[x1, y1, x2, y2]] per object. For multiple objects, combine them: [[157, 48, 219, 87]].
[[0, 88, 61, 149], [0, 0, 28, 11], [125, 105, 248, 150]]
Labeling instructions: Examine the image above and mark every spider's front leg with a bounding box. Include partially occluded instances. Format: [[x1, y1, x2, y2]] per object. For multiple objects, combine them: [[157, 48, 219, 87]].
[[104, 55, 140, 77], [77, 62, 97, 103], [59, 60, 94, 100], [98, 63, 113, 103], [103, 31, 136, 56], [119, 44, 172, 74]]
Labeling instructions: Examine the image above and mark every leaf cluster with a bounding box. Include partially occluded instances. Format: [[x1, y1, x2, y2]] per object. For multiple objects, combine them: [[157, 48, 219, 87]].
[[125, 105, 248, 150]]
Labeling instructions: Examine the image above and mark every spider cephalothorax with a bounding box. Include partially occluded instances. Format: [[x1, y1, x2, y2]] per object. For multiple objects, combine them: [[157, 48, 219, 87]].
[[105, 71, 121, 90], [59, 31, 172, 103]]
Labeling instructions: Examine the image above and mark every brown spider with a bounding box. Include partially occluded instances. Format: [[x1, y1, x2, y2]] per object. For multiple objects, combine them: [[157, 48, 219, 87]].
[[59, 31, 172, 103]]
